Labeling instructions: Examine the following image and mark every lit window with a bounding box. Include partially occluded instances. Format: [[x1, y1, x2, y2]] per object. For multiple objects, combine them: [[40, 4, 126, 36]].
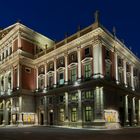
[[71, 108, 77, 122], [71, 93, 78, 101], [85, 106, 92, 122], [85, 91, 93, 99], [71, 68, 77, 82], [84, 64, 91, 78], [59, 73, 64, 85]]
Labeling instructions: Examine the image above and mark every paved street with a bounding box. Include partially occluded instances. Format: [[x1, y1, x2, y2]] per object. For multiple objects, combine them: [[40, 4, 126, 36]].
[[0, 126, 140, 140]]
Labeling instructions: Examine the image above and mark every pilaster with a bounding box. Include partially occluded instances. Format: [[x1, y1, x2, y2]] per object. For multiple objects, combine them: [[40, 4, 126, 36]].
[[77, 47, 81, 82], [115, 52, 119, 84], [93, 87, 105, 126], [131, 65, 135, 91], [64, 53, 68, 84], [93, 40, 103, 79], [124, 95, 129, 126], [123, 60, 127, 87]]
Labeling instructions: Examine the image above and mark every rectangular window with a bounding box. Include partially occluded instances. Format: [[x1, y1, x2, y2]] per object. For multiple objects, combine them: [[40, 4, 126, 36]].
[[85, 106, 92, 122], [127, 75, 131, 87], [71, 68, 77, 82], [85, 48, 90, 57], [85, 91, 93, 99], [71, 93, 78, 101], [118, 71, 123, 83], [105, 49, 110, 60], [49, 76, 53, 88], [59, 73, 64, 85], [105, 63, 111, 79], [71, 108, 77, 122], [84, 64, 91, 78]]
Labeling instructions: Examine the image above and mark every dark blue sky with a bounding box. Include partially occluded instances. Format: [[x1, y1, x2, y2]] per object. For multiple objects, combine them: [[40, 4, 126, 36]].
[[1, 0, 140, 57]]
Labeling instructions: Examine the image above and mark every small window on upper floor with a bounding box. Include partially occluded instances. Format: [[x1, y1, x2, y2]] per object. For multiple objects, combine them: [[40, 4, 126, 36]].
[[126, 64, 130, 72], [105, 49, 110, 60], [85, 47, 90, 57], [118, 57, 123, 67]]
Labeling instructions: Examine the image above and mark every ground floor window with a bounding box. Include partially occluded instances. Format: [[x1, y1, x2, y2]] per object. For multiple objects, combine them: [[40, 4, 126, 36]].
[[71, 108, 77, 122], [85, 106, 92, 122], [59, 108, 65, 122]]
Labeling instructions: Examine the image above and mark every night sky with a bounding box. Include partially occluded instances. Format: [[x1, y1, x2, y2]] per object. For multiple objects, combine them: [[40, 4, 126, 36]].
[[0, 0, 140, 58]]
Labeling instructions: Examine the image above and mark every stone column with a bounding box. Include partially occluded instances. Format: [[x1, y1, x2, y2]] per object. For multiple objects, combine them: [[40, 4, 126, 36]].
[[10, 98, 13, 125], [44, 63, 47, 91], [11, 67, 13, 91], [17, 64, 20, 90], [54, 58, 57, 87], [64, 53, 68, 84], [138, 100, 140, 126], [44, 96, 48, 125], [123, 60, 127, 87], [65, 92, 69, 124], [93, 87, 105, 126], [115, 52, 119, 84], [77, 47, 81, 82], [78, 90, 82, 123], [131, 65, 135, 91], [132, 97, 137, 126], [124, 95, 129, 126], [93, 41, 103, 79], [18, 96, 23, 125]]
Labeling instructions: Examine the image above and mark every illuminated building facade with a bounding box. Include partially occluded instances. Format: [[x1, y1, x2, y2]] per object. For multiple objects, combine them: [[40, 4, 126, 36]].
[[0, 13, 140, 129]]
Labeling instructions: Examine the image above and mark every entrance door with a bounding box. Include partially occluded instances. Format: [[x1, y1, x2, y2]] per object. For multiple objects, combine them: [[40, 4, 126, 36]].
[[119, 107, 124, 126], [40, 113, 44, 125], [49, 112, 53, 125]]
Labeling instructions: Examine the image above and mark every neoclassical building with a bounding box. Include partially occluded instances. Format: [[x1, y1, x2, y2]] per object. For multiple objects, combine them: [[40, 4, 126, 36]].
[[0, 12, 140, 129]]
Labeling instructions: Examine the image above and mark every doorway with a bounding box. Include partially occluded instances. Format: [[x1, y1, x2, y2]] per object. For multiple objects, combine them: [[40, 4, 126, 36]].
[[49, 112, 53, 125], [40, 113, 44, 125], [8, 112, 11, 125]]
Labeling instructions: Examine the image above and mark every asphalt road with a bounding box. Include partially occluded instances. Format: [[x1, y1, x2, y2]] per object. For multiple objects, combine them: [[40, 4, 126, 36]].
[[0, 126, 140, 140]]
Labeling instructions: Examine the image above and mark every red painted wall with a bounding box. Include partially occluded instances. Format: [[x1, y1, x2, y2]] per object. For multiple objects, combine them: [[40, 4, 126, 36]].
[[21, 39, 35, 55], [21, 65, 35, 90]]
